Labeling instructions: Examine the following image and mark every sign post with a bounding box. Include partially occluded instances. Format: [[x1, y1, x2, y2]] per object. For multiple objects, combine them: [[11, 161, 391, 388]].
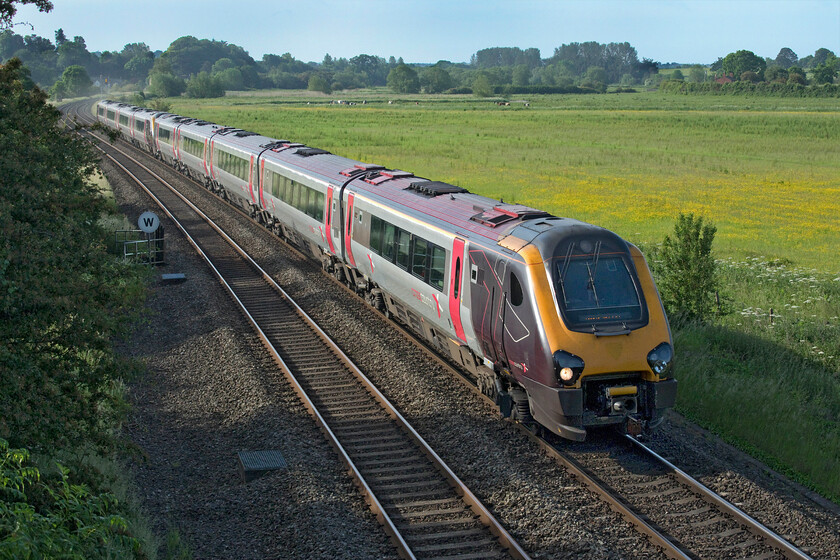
[[138, 211, 160, 234]]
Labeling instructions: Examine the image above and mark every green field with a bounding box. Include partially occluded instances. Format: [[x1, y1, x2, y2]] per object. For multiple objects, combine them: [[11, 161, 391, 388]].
[[162, 90, 840, 500], [169, 91, 840, 271]]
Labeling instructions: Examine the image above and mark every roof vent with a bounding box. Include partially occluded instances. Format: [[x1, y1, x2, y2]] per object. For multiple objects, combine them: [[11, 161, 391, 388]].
[[365, 169, 415, 185], [471, 204, 551, 228], [406, 181, 468, 197], [295, 147, 331, 157], [260, 140, 291, 149], [340, 163, 385, 177]]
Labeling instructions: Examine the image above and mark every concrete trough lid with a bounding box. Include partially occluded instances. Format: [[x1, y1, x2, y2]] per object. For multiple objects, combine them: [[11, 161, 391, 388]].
[[160, 273, 186, 284], [238, 450, 288, 482]]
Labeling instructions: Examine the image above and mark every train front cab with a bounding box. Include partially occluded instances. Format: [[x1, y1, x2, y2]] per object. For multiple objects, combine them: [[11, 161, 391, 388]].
[[507, 223, 677, 440]]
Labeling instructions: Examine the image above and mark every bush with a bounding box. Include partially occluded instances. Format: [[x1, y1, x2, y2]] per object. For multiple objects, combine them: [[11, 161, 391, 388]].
[[0, 439, 141, 559], [148, 72, 185, 97], [186, 71, 225, 98], [307, 74, 331, 94], [653, 213, 718, 323]]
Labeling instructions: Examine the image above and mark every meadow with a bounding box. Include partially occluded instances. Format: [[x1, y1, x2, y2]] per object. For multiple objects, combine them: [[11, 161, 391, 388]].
[[170, 92, 840, 270], [165, 91, 840, 500]]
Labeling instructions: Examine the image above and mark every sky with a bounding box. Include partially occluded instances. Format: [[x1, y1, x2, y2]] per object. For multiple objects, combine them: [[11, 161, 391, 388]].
[[11, 0, 840, 64]]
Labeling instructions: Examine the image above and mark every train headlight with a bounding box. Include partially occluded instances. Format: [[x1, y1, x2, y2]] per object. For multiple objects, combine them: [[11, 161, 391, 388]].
[[647, 343, 673, 376], [553, 350, 584, 386]]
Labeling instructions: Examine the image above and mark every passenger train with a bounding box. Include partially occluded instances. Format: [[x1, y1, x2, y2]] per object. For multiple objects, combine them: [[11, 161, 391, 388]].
[[97, 99, 677, 441]]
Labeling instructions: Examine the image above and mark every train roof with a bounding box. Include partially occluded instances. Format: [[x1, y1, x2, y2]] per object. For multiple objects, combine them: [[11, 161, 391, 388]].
[[129, 103, 576, 244], [255, 142, 553, 243]]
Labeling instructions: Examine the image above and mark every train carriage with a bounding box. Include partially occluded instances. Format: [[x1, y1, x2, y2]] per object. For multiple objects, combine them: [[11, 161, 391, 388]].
[[174, 119, 220, 181], [94, 99, 676, 440], [114, 103, 135, 138], [154, 114, 181, 165]]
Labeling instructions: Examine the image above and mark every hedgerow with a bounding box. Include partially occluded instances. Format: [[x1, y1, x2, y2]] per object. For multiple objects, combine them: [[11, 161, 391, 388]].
[[0, 58, 149, 557], [660, 79, 840, 97]]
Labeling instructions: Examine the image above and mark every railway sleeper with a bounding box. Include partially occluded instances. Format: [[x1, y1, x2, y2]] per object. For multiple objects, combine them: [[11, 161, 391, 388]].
[[411, 538, 499, 554], [393, 507, 470, 520]]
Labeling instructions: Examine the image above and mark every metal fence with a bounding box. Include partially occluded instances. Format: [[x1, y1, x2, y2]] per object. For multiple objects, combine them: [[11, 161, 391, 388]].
[[115, 228, 165, 265]]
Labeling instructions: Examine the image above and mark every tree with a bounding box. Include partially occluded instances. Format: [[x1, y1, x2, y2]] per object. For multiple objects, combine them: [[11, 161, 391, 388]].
[[420, 64, 453, 93], [512, 64, 530, 86], [148, 71, 185, 97], [774, 47, 798, 69], [764, 65, 788, 83], [186, 71, 224, 97], [307, 73, 331, 94], [655, 213, 718, 323], [161, 35, 255, 78], [350, 53, 387, 86], [670, 69, 685, 81], [53, 26, 66, 46], [582, 65, 607, 90], [52, 64, 91, 97], [812, 48, 835, 67], [472, 47, 541, 69], [739, 70, 761, 82], [56, 35, 94, 73], [0, 0, 52, 29], [722, 50, 765, 80], [688, 65, 706, 83], [812, 62, 838, 84], [787, 72, 806, 85], [471, 73, 492, 97], [123, 52, 153, 81], [386, 62, 419, 93], [0, 57, 145, 451], [212, 57, 235, 73], [787, 66, 806, 84]]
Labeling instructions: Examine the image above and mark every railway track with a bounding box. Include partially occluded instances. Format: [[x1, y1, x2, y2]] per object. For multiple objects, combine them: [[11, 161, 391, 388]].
[[63, 101, 529, 560], [64, 100, 819, 560]]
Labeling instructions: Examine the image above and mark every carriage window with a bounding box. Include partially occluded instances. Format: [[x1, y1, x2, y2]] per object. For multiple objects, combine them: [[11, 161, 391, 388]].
[[510, 271, 524, 306], [429, 245, 446, 291], [181, 136, 204, 159], [396, 230, 410, 270], [370, 216, 382, 254], [314, 191, 325, 221], [453, 258, 461, 298], [304, 185, 309, 214], [412, 238, 429, 280], [383, 222, 396, 262]]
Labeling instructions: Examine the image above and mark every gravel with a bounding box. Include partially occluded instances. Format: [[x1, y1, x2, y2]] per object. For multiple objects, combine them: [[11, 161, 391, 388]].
[[105, 156, 396, 560], [107, 145, 840, 560]]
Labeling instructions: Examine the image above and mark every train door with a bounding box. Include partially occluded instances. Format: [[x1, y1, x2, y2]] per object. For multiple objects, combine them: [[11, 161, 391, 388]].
[[470, 249, 504, 365], [449, 238, 467, 343], [325, 185, 337, 255], [247, 155, 256, 205], [343, 192, 356, 267], [146, 119, 154, 151]]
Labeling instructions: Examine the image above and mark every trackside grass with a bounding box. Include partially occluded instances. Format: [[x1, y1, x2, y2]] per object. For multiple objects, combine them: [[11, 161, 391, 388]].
[[165, 91, 840, 501]]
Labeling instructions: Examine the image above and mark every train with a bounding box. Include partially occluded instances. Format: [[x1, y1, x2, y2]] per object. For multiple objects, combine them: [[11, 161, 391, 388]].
[[96, 99, 676, 441]]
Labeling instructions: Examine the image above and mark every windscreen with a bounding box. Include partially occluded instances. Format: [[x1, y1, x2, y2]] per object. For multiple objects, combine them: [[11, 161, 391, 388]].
[[553, 238, 646, 330]]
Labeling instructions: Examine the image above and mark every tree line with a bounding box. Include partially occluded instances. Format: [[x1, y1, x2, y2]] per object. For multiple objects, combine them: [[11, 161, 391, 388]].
[[0, 26, 837, 99]]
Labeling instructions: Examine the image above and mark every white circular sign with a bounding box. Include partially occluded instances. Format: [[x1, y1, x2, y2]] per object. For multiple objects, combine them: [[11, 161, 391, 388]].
[[138, 211, 160, 233]]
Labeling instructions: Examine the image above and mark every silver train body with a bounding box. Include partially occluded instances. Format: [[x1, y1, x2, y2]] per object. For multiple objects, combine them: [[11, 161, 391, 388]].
[[97, 99, 677, 441]]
